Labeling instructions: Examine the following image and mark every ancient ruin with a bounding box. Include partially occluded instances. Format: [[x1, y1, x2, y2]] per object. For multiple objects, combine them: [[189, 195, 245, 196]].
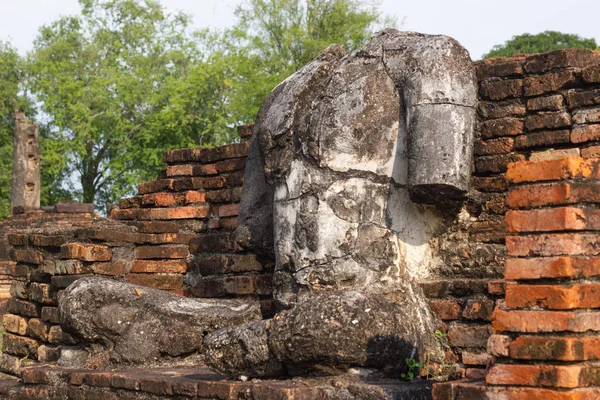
[[1, 29, 600, 399]]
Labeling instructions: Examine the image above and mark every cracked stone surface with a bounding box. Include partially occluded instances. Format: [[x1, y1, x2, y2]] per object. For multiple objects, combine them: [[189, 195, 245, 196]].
[[221, 30, 476, 378], [59, 277, 262, 366], [236, 29, 476, 308], [205, 291, 438, 378]]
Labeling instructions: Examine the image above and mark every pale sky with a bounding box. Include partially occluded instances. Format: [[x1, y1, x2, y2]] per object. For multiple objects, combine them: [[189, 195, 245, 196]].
[[0, 0, 598, 60]]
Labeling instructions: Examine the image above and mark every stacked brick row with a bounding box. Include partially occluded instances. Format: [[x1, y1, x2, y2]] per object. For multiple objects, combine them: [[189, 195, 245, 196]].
[[485, 157, 600, 398], [0, 222, 195, 374], [0, 202, 94, 299], [112, 126, 273, 304], [425, 49, 600, 383], [0, 126, 275, 374]]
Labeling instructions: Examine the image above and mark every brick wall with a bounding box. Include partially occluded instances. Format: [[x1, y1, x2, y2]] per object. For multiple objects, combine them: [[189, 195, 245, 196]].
[[433, 49, 600, 399], [485, 157, 600, 398], [0, 126, 275, 375], [0, 202, 94, 301]]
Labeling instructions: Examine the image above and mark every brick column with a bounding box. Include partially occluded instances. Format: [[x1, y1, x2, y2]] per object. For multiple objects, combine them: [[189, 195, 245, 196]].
[[486, 157, 600, 399]]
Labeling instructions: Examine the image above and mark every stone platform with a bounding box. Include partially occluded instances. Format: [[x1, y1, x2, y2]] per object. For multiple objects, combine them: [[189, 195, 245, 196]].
[[0, 364, 436, 399]]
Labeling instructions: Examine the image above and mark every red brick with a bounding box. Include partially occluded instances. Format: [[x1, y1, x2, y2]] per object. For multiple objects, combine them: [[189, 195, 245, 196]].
[[165, 164, 193, 177], [9, 248, 43, 265], [3, 314, 28, 335], [7, 298, 40, 317], [41, 307, 59, 324], [137, 179, 173, 195], [216, 158, 247, 173], [573, 107, 600, 124], [477, 99, 527, 119], [484, 194, 506, 215], [506, 207, 600, 232], [461, 351, 491, 366], [481, 118, 525, 139], [119, 196, 142, 209], [125, 274, 184, 290], [510, 336, 600, 361], [477, 58, 524, 79], [469, 217, 506, 243], [475, 153, 526, 174], [29, 282, 54, 304], [480, 78, 523, 100], [567, 89, 600, 109], [506, 157, 595, 184], [135, 245, 188, 259], [237, 124, 253, 139], [131, 260, 186, 273], [137, 205, 210, 220], [487, 364, 594, 388], [163, 142, 250, 164], [130, 221, 180, 233], [189, 274, 271, 297], [141, 191, 206, 207], [462, 299, 494, 321], [524, 49, 600, 74], [507, 233, 600, 257], [90, 262, 126, 276], [3, 333, 39, 357], [30, 234, 70, 248], [506, 283, 600, 310], [527, 94, 565, 111], [492, 309, 600, 333], [473, 176, 507, 193], [507, 181, 600, 209], [428, 299, 462, 320], [218, 203, 240, 218], [80, 228, 192, 245], [110, 208, 138, 220], [505, 256, 600, 280], [524, 70, 578, 96], [188, 254, 263, 276], [189, 232, 234, 254], [27, 318, 51, 341], [8, 233, 29, 246], [514, 129, 570, 149], [487, 280, 507, 295], [583, 65, 600, 83], [487, 334, 511, 357], [475, 137, 514, 156], [447, 323, 491, 348], [61, 243, 112, 262], [582, 145, 600, 158], [572, 124, 600, 143], [525, 112, 571, 131], [530, 148, 580, 161]]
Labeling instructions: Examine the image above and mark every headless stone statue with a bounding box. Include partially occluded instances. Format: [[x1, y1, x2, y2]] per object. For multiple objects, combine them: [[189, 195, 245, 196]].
[[58, 29, 476, 378], [206, 29, 477, 377]]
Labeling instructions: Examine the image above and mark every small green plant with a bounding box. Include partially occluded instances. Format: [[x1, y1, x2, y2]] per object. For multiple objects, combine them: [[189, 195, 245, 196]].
[[401, 357, 423, 381], [423, 329, 458, 381]]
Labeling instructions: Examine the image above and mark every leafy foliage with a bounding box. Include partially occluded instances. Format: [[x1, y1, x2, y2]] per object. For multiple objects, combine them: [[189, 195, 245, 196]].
[[219, 0, 394, 126], [484, 31, 598, 58], [28, 0, 232, 207]]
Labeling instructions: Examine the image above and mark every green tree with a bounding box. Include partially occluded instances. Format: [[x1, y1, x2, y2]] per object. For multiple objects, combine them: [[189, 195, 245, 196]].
[[218, 0, 394, 126], [484, 31, 598, 59], [0, 41, 21, 219], [28, 0, 229, 208]]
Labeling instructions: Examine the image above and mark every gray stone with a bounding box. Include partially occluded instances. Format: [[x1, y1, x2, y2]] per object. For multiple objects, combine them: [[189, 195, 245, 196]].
[[238, 29, 476, 308], [204, 319, 285, 378], [205, 291, 439, 378], [59, 277, 262, 365]]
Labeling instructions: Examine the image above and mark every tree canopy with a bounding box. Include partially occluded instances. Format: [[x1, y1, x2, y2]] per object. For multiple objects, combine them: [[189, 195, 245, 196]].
[[0, 41, 22, 219], [484, 31, 598, 59], [220, 0, 393, 125]]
